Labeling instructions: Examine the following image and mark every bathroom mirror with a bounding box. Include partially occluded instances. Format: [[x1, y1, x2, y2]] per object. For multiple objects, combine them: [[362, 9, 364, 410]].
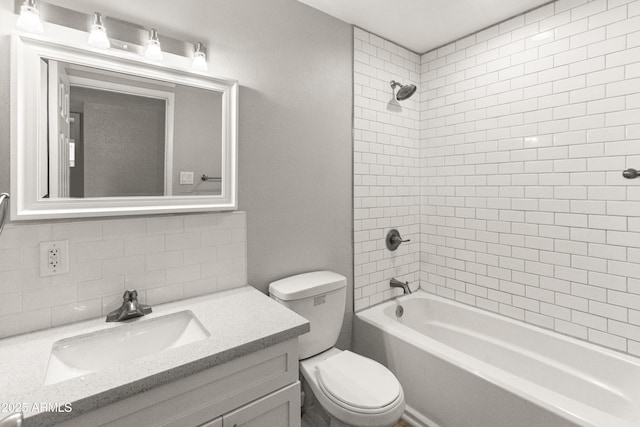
[[11, 34, 238, 220]]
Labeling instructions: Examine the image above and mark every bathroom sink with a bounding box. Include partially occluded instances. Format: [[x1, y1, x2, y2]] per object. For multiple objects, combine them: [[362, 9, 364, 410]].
[[44, 311, 210, 385]]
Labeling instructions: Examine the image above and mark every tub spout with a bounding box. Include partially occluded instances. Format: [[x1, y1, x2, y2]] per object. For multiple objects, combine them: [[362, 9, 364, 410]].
[[390, 278, 411, 295]]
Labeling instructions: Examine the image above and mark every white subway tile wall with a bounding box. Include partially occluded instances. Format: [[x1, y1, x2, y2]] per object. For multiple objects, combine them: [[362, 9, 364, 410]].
[[353, 28, 421, 310], [420, 0, 640, 355], [0, 212, 247, 338]]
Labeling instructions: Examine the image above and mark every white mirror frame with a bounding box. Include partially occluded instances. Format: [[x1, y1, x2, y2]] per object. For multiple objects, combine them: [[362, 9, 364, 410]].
[[11, 32, 238, 220]]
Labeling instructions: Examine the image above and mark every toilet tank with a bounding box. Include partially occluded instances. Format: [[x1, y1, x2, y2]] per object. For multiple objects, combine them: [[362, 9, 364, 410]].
[[269, 271, 346, 359]]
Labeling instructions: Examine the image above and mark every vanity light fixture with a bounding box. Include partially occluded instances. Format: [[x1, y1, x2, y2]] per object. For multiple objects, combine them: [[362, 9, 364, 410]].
[[87, 12, 110, 49], [16, 0, 44, 34], [144, 28, 163, 60], [192, 42, 208, 71]]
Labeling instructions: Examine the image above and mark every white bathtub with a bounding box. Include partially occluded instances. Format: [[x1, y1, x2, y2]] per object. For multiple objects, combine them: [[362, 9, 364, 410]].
[[353, 291, 640, 427]]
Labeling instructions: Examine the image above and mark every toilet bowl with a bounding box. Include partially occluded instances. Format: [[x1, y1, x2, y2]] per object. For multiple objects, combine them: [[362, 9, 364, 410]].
[[300, 348, 404, 427], [269, 271, 405, 427]]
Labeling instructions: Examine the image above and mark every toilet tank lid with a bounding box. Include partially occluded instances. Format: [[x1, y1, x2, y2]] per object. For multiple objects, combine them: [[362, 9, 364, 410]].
[[269, 271, 347, 301]]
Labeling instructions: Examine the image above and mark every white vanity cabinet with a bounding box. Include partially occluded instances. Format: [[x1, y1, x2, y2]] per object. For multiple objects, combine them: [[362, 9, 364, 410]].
[[57, 338, 300, 427]]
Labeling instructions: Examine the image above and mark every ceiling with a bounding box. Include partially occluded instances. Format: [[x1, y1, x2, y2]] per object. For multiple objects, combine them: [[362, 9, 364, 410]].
[[296, 0, 552, 53]]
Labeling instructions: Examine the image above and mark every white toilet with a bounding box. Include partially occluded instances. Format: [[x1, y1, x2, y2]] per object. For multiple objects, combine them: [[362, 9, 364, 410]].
[[269, 271, 405, 427]]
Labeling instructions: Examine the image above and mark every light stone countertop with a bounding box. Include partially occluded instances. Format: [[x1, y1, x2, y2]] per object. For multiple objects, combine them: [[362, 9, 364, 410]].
[[0, 286, 309, 427]]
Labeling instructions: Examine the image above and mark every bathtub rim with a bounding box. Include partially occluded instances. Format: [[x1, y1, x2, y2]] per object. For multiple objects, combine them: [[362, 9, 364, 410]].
[[355, 290, 640, 427]]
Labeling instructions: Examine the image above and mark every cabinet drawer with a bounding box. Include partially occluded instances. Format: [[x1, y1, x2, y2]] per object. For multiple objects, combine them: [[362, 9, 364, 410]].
[[223, 382, 300, 427], [198, 417, 222, 427]]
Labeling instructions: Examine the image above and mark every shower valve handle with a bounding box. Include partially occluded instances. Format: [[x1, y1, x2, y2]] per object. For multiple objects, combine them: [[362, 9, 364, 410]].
[[623, 168, 638, 179], [386, 229, 410, 251]]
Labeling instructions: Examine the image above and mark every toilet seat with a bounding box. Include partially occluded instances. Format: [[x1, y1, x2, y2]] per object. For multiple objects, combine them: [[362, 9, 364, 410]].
[[300, 348, 405, 427], [315, 350, 402, 413], [316, 378, 403, 416]]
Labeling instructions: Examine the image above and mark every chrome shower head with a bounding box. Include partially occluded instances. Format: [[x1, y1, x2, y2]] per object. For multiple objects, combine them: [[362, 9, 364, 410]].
[[390, 80, 417, 101]]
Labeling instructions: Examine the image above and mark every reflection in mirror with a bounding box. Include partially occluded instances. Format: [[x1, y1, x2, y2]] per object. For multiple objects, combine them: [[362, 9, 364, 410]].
[[42, 60, 223, 199], [69, 87, 167, 198]]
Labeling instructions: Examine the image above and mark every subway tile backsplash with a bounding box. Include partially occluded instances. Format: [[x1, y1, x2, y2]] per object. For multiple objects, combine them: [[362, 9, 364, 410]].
[[420, 0, 640, 355], [0, 212, 247, 338]]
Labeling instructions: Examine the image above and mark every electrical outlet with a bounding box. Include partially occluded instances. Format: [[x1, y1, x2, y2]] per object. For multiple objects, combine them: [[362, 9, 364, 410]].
[[40, 240, 69, 277]]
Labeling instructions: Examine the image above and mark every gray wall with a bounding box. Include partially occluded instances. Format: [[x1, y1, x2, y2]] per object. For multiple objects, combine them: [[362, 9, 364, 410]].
[[172, 85, 223, 196], [72, 87, 166, 197], [0, 0, 13, 193], [1, 0, 12, 193], [0, 0, 354, 347]]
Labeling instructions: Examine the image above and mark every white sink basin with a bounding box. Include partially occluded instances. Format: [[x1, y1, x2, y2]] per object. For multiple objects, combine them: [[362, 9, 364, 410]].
[[44, 311, 210, 385]]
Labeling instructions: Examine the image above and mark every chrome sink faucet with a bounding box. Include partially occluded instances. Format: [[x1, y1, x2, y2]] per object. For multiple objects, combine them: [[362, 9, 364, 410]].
[[390, 278, 412, 295], [106, 290, 152, 322]]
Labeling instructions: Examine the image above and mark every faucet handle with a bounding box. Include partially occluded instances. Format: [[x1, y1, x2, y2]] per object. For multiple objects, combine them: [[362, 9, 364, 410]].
[[386, 229, 410, 251], [122, 289, 139, 301], [127, 289, 152, 315]]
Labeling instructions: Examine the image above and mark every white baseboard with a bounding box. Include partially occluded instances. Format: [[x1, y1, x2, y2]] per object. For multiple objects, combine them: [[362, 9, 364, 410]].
[[403, 404, 441, 427]]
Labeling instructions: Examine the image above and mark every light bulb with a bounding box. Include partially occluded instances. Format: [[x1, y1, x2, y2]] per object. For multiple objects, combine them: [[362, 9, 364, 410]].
[[145, 28, 163, 61], [192, 42, 208, 71], [16, 0, 44, 34], [87, 12, 110, 49]]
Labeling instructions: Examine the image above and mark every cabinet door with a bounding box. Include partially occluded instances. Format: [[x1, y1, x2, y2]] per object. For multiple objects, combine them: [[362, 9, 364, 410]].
[[223, 382, 300, 427], [198, 417, 222, 427]]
